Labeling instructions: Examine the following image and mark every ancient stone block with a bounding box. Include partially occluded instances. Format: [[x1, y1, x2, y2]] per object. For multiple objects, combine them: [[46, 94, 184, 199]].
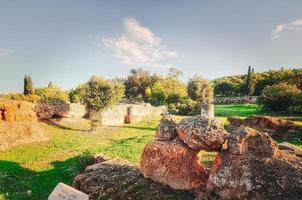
[[140, 139, 208, 190], [176, 116, 228, 151]]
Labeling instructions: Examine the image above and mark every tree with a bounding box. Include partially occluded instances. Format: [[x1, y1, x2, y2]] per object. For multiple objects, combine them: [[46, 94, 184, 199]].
[[84, 76, 124, 132], [257, 82, 301, 113], [168, 67, 183, 79], [245, 66, 255, 96], [188, 76, 213, 105], [145, 75, 187, 106], [124, 68, 152, 101], [24, 75, 34, 95]]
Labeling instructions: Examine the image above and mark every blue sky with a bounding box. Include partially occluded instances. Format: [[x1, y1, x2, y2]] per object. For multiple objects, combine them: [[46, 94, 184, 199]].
[[0, 0, 302, 93]]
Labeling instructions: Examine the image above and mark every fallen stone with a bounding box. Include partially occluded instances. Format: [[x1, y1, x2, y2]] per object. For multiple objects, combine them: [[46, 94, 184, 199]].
[[227, 116, 243, 127], [176, 116, 228, 151], [154, 115, 177, 141], [228, 115, 297, 132], [48, 182, 89, 200], [206, 126, 302, 200], [140, 139, 208, 190], [73, 157, 195, 200]]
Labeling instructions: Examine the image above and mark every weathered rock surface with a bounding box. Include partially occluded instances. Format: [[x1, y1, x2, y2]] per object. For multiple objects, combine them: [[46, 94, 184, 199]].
[[206, 126, 302, 200], [176, 116, 228, 151], [140, 139, 208, 190], [0, 99, 48, 151], [73, 156, 195, 200], [278, 142, 302, 158], [154, 115, 177, 141], [227, 115, 297, 131]]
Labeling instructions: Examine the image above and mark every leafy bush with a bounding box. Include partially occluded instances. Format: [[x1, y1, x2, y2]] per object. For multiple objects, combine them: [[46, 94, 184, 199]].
[[145, 76, 187, 106], [257, 82, 301, 113], [35, 84, 69, 102], [177, 98, 200, 116], [69, 84, 86, 103]]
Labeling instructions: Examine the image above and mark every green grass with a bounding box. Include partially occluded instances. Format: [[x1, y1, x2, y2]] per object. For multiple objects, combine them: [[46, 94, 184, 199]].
[[215, 104, 263, 117], [0, 105, 301, 200]]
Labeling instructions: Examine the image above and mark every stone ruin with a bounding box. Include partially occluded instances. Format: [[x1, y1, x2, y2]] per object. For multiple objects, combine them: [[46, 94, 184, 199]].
[[140, 115, 302, 199], [0, 99, 48, 151], [228, 115, 301, 141], [73, 115, 302, 199]]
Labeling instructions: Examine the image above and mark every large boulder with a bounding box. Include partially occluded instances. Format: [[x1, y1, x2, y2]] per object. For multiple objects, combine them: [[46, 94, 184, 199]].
[[206, 126, 302, 200], [176, 116, 228, 151], [73, 156, 195, 200], [140, 139, 208, 190]]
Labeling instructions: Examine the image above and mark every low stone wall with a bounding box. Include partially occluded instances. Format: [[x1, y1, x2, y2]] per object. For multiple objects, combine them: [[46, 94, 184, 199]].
[[101, 103, 167, 126], [214, 96, 257, 104], [35, 99, 70, 120], [0, 99, 48, 151]]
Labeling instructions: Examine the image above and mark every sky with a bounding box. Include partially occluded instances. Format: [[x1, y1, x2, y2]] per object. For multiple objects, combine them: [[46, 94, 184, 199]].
[[0, 0, 302, 93]]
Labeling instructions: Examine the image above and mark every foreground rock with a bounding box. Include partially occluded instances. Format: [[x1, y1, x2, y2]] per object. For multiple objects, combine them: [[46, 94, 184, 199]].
[[140, 139, 208, 190], [73, 156, 195, 200], [206, 126, 302, 200], [176, 116, 228, 151], [0, 99, 48, 151]]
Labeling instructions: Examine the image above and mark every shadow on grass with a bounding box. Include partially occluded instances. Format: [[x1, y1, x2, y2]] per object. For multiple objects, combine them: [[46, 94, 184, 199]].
[[41, 119, 90, 132], [122, 125, 156, 131], [0, 152, 92, 200]]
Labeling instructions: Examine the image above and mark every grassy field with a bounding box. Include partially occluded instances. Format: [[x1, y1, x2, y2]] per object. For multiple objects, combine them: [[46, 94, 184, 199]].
[[0, 104, 301, 200]]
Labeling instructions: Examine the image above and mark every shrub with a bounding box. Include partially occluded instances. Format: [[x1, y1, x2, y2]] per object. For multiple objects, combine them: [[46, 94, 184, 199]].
[[177, 98, 200, 116], [69, 84, 86, 103], [257, 82, 301, 113], [35, 84, 69, 102]]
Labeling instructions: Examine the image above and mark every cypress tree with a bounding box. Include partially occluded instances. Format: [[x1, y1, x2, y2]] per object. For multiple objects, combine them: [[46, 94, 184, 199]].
[[246, 66, 255, 96], [24, 75, 34, 95]]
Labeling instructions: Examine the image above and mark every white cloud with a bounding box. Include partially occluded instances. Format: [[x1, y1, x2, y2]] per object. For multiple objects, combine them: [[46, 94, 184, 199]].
[[0, 48, 12, 57], [271, 18, 302, 40], [102, 17, 177, 68]]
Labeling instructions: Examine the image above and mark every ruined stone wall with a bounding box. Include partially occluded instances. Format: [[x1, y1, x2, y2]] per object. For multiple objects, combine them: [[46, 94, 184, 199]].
[[101, 103, 167, 126], [214, 96, 257, 104], [0, 99, 48, 151]]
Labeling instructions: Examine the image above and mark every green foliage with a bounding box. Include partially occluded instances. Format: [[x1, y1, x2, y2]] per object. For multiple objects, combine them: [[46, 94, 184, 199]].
[[124, 68, 153, 101], [68, 84, 86, 103], [257, 82, 301, 113], [213, 76, 245, 96], [145, 75, 187, 106], [245, 66, 255, 96], [187, 76, 213, 104], [213, 68, 302, 97], [84, 76, 124, 112], [35, 84, 69, 102], [177, 98, 199, 115], [23, 75, 34, 95]]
